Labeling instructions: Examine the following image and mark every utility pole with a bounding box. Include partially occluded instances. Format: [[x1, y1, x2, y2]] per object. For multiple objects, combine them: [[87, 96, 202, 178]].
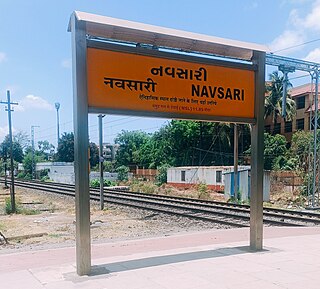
[[98, 114, 105, 210], [0, 91, 18, 213], [55, 102, 60, 148], [31, 125, 40, 179], [312, 71, 319, 207], [3, 147, 8, 189]]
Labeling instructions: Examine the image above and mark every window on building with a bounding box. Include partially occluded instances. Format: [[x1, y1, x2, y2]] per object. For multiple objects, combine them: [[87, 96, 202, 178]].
[[273, 123, 281, 134], [181, 171, 186, 182], [216, 170, 222, 183], [296, 96, 305, 110], [296, 118, 305, 130], [265, 125, 271, 133], [284, 121, 292, 133]]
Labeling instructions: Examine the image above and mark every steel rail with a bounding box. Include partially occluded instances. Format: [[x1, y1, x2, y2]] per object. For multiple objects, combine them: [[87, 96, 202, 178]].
[[1, 178, 319, 226], [104, 190, 320, 225], [1, 179, 247, 228], [23, 178, 320, 219]]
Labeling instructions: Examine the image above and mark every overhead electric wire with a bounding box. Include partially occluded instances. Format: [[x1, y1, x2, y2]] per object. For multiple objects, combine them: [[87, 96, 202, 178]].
[[271, 38, 320, 54]]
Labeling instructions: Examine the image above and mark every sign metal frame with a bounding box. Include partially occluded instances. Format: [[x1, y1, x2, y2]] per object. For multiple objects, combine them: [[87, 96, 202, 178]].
[[70, 12, 266, 276]]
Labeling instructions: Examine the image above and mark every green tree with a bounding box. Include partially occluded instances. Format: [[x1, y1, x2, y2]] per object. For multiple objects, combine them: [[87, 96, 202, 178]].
[[55, 132, 74, 162], [22, 152, 33, 176], [135, 121, 235, 167], [38, 140, 55, 161], [103, 161, 114, 172], [245, 132, 291, 170], [0, 135, 24, 163], [289, 130, 313, 172], [89, 142, 99, 168], [115, 130, 150, 167], [54, 133, 100, 167], [263, 133, 288, 170], [13, 131, 29, 152], [116, 165, 130, 181], [114, 120, 250, 169], [156, 163, 171, 185], [265, 71, 296, 131]]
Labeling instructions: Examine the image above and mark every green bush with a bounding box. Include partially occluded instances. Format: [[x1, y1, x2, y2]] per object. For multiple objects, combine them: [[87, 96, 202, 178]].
[[5, 198, 14, 214], [130, 181, 157, 194], [156, 163, 171, 186], [4, 197, 40, 215], [197, 183, 210, 200], [23, 173, 32, 180], [17, 171, 32, 180], [104, 179, 116, 187], [41, 175, 50, 182], [116, 165, 129, 181], [39, 169, 49, 178], [103, 161, 114, 172], [90, 179, 117, 188], [90, 179, 100, 188], [17, 172, 26, 179]]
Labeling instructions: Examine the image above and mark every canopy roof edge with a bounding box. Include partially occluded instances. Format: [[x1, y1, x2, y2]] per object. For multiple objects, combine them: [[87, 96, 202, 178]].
[[68, 11, 268, 61]]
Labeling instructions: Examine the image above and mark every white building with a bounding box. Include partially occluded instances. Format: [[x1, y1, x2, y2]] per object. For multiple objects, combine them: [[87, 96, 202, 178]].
[[167, 166, 250, 191]]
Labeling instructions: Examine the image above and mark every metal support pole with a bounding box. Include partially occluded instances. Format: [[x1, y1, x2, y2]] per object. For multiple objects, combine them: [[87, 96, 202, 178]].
[[7, 91, 15, 213], [199, 122, 203, 165], [98, 114, 105, 210], [233, 123, 238, 201], [281, 72, 288, 118], [307, 76, 314, 207], [1, 91, 18, 212], [31, 125, 39, 180], [250, 51, 265, 251], [71, 13, 91, 276], [55, 102, 60, 148], [31, 126, 35, 179], [4, 158, 8, 189], [312, 71, 319, 207]]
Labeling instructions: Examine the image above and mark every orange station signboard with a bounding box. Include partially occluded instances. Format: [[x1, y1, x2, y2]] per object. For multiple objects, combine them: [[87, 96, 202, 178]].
[[87, 48, 255, 120]]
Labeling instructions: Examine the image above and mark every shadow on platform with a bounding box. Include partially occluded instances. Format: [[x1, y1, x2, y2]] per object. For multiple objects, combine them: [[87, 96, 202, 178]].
[[89, 245, 269, 276]]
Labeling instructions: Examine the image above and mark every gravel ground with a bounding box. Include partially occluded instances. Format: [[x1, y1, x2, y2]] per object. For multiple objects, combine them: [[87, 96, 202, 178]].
[[0, 186, 231, 253]]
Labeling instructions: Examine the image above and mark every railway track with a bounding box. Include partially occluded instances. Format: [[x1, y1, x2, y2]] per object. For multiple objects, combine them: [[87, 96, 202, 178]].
[[2, 178, 320, 228]]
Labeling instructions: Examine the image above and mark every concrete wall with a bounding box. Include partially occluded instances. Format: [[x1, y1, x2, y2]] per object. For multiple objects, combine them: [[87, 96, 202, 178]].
[[19, 162, 120, 184], [48, 172, 119, 184]]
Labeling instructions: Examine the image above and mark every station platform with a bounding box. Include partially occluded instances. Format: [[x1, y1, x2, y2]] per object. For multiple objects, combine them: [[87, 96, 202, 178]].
[[1, 226, 320, 289]]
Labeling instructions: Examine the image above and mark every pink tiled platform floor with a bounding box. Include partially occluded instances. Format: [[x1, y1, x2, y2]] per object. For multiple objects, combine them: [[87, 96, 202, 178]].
[[1, 227, 320, 289]]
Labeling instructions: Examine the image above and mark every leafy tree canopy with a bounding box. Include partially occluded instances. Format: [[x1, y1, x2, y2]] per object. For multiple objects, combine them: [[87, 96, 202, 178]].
[[263, 133, 288, 170], [37, 140, 55, 161], [115, 130, 151, 167], [289, 130, 318, 173], [114, 120, 251, 169], [265, 71, 296, 129], [0, 134, 24, 163], [89, 142, 99, 168], [13, 131, 30, 151], [55, 132, 74, 162]]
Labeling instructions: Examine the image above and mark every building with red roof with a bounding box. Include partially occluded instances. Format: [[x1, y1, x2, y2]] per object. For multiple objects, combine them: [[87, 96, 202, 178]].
[[265, 83, 320, 142]]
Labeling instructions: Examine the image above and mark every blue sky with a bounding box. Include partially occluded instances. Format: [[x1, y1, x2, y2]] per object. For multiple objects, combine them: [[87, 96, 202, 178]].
[[0, 0, 319, 148]]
